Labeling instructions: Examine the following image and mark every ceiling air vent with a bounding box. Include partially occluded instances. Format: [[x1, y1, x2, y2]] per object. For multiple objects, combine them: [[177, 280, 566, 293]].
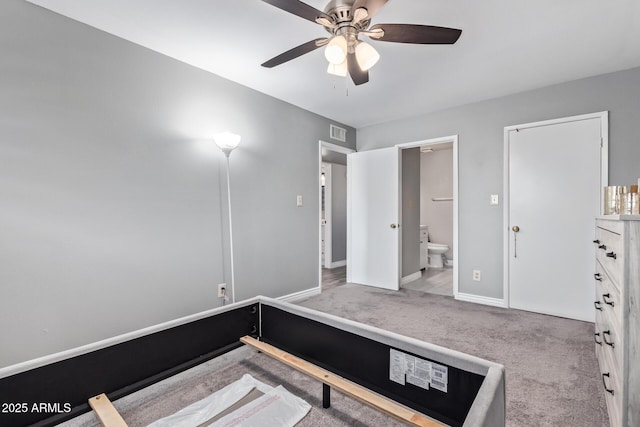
[[330, 124, 346, 142]]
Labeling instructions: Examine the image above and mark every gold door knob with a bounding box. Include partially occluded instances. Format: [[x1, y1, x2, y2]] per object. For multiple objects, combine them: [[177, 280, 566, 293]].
[[512, 225, 520, 232], [390, 224, 397, 229]]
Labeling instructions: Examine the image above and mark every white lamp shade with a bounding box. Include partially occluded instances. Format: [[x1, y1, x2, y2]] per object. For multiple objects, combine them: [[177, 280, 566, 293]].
[[327, 60, 348, 77], [324, 35, 347, 65], [213, 132, 241, 152], [355, 41, 380, 71]]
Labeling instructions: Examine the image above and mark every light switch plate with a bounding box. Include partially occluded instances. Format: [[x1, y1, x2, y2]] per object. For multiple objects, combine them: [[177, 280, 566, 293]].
[[490, 194, 499, 205], [297, 195, 303, 207]]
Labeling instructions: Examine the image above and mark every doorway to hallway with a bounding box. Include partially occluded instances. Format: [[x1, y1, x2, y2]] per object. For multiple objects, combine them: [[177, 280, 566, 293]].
[[318, 141, 353, 291]]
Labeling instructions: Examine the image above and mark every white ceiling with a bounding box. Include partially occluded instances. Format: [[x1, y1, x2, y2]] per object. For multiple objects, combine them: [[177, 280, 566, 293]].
[[26, 0, 640, 129]]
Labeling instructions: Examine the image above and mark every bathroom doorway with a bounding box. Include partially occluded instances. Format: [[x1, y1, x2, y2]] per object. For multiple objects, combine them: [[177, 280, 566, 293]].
[[318, 141, 354, 291], [397, 136, 458, 297]]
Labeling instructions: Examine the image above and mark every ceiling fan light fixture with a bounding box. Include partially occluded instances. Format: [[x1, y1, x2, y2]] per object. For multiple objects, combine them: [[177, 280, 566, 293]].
[[355, 41, 380, 71], [324, 35, 347, 65], [327, 60, 348, 77]]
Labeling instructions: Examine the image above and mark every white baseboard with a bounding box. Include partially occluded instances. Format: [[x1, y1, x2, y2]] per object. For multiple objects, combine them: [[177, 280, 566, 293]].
[[328, 260, 346, 268], [278, 286, 322, 303], [455, 292, 506, 308], [401, 271, 422, 285]]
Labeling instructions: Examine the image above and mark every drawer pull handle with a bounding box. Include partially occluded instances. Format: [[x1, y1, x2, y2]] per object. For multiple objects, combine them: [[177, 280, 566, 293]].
[[602, 293, 615, 307], [602, 373, 615, 395], [593, 239, 601, 244], [594, 273, 602, 281], [606, 251, 616, 259], [602, 330, 615, 348], [594, 301, 603, 311], [598, 244, 607, 250], [594, 332, 602, 345]]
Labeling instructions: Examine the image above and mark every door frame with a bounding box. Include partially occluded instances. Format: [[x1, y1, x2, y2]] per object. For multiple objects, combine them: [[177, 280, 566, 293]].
[[323, 162, 332, 269], [502, 111, 609, 308], [397, 135, 459, 297], [318, 141, 355, 289]]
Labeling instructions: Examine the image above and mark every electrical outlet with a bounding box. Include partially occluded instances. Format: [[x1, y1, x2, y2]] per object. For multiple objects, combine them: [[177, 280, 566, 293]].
[[472, 270, 481, 282], [217, 283, 226, 298]]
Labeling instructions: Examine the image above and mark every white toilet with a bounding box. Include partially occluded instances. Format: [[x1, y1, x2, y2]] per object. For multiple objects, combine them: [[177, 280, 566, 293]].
[[427, 243, 449, 269]]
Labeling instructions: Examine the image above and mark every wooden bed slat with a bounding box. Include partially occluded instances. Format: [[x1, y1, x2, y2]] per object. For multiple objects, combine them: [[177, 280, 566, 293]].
[[88, 393, 128, 427], [240, 335, 444, 427]]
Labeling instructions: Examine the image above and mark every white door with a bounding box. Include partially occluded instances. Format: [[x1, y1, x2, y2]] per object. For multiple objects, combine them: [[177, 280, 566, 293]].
[[506, 113, 606, 321], [347, 147, 400, 290]]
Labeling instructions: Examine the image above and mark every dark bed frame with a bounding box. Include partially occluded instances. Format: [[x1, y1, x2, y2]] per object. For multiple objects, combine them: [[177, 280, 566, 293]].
[[0, 297, 504, 427]]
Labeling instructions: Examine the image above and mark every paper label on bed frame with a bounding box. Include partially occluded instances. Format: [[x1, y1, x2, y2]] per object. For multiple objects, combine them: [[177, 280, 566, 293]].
[[389, 349, 448, 393], [430, 362, 449, 392], [389, 349, 407, 385]]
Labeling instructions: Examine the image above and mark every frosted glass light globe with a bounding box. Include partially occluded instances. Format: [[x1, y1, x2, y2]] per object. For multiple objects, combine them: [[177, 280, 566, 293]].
[[324, 36, 347, 65]]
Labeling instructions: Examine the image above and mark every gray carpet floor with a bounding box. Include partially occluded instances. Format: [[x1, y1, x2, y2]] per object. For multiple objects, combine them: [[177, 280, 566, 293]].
[[60, 282, 609, 427], [299, 283, 609, 426]]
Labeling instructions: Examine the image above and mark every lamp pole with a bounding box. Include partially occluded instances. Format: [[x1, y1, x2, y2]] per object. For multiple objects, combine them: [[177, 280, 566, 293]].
[[214, 132, 240, 304], [223, 152, 235, 304]]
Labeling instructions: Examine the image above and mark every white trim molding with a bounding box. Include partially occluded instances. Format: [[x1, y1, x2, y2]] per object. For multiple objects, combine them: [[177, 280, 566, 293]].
[[401, 271, 422, 285], [456, 292, 506, 308], [321, 140, 356, 155], [278, 287, 322, 303]]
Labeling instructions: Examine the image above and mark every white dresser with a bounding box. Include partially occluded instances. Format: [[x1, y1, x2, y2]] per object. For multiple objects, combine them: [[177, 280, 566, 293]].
[[593, 216, 640, 427]]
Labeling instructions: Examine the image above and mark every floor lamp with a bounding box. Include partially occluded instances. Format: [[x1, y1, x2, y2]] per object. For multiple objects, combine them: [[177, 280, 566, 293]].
[[214, 131, 241, 304]]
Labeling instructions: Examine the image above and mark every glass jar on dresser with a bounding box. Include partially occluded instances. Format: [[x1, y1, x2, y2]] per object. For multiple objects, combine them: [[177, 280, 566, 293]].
[[593, 215, 640, 427]]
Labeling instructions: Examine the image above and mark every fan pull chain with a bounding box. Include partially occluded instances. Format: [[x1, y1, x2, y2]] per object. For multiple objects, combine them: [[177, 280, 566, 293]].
[[329, 76, 349, 96]]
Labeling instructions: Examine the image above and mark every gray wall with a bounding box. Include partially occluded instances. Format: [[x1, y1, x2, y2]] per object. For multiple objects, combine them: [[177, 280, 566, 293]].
[[330, 163, 347, 262], [358, 67, 640, 299], [421, 148, 454, 261], [0, 0, 355, 368], [401, 148, 421, 278]]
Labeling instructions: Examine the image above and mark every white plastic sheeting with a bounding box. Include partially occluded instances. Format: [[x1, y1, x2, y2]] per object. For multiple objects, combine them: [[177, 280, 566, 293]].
[[211, 385, 311, 427], [147, 374, 310, 427]]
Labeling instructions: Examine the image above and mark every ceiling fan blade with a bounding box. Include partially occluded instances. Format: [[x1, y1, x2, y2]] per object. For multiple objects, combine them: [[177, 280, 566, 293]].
[[261, 0, 332, 24], [261, 38, 328, 68], [369, 24, 462, 44], [351, 0, 388, 19], [347, 52, 369, 86]]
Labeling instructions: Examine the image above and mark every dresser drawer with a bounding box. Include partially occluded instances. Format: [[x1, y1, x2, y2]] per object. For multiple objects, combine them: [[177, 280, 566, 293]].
[[595, 225, 625, 288], [595, 261, 623, 332], [596, 341, 623, 427], [595, 306, 623, 377]]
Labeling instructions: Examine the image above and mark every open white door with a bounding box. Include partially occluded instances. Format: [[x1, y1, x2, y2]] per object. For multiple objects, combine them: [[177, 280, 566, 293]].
[[347, 147, 400, 290]]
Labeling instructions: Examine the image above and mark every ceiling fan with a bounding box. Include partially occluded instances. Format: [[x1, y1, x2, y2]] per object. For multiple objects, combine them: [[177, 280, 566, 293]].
[[260, 0, 462, 86]]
